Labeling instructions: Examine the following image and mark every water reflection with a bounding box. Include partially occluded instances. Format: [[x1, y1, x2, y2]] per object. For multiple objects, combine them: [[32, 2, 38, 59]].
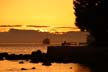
[[0, 60, 91, 72], [0, 45, 47, 54]]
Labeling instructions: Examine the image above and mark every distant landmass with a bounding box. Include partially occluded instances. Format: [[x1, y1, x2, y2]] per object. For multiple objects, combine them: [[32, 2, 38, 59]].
[[0, 29, 89, 44]]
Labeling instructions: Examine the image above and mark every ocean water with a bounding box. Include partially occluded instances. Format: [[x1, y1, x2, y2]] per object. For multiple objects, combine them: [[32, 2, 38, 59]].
[[0, 44, 91, 72], [0, 44, 48, 54], [0, 60, 91, 72]]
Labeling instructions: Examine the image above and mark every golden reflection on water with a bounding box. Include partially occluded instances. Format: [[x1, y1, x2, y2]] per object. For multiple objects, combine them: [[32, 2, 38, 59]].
[[0, 60, 91, 72]]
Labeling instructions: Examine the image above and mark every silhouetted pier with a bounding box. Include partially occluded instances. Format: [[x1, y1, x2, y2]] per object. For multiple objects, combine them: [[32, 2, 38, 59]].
[[47, 46, 95, 62]]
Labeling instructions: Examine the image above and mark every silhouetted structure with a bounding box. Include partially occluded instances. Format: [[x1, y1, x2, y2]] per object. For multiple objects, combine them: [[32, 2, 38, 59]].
[[42, 38, 50, 44], [61, 41, 71, 46], [61, 41, 79, 46], [47, 46, 95, 64]]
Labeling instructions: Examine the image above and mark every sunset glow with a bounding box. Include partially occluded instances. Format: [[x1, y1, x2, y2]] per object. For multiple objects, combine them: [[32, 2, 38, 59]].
[[0, 0, 79, 32]]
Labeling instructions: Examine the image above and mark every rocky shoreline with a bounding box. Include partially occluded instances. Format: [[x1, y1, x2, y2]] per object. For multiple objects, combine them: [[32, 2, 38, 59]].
[[0, 46, 96, 71]]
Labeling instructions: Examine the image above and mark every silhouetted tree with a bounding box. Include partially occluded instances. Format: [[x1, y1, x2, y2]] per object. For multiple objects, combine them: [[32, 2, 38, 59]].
[[74, 0, 108, 46], [74, 0, 108, 72]]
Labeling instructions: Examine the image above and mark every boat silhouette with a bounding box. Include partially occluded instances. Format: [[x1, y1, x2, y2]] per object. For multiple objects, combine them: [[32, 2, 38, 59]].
[[42, 38, 50, 44]]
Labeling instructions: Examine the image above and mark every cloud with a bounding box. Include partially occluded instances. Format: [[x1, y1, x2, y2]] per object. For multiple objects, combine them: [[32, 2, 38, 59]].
[[54, 26, 78, 29], [0, 25, 22, 27], [26, 25, 50, 28]]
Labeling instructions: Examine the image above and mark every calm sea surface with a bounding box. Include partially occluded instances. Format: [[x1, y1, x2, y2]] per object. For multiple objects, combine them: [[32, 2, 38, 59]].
[[0, 44, 48, 54], [0, 44, 91, 72]]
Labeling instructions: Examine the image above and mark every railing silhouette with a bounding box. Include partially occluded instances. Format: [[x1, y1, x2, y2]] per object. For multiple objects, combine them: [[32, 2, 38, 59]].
[[61, 41, 87, 46]]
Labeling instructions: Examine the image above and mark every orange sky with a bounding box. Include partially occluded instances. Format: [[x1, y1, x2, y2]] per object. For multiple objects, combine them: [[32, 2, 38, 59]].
[[0, 0, 79, 32]]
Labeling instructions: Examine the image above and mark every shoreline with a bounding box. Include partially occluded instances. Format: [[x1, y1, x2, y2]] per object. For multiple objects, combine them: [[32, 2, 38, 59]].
[[0, 45, 96, 71]]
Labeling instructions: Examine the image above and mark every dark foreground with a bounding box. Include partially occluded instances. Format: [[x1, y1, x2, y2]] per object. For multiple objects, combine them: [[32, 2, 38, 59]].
[[1, 45, 106, 72]]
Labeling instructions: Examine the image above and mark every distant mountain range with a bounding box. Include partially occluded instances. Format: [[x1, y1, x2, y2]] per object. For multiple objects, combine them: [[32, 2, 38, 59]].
[[0, 29, 89, 44]]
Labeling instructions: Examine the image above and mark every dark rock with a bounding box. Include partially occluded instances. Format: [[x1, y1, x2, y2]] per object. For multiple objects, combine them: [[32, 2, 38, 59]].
[[42, 62, 52, 66], [31, 67, 36, 69], [30, 50, 43, 63], [21, 68, 27, 70], [5, 54, 19, 60], [20, 54, 31, 60], [19, 61, 24, 64], [0, 52, 8, 60], [70, 67, 72, 69]]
